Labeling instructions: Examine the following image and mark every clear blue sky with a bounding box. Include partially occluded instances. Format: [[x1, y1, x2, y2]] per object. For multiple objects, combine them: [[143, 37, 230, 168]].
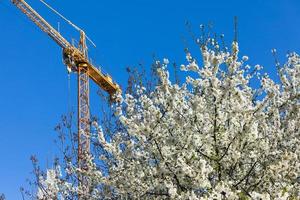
[[0, 0, 299, 199]]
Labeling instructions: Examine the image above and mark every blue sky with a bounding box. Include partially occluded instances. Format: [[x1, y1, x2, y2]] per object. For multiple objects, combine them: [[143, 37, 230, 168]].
[[0, 0, 299, 199]]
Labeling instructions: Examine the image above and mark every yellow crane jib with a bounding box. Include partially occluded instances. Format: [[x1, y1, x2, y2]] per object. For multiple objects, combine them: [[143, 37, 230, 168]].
[[12, 0, 121, 97]]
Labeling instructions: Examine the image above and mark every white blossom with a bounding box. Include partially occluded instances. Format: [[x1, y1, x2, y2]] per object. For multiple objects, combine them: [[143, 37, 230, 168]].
[[37, 38, 300, 199]]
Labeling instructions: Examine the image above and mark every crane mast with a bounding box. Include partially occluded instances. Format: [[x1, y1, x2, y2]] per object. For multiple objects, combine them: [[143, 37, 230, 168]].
[[12, 0, 121, 192]]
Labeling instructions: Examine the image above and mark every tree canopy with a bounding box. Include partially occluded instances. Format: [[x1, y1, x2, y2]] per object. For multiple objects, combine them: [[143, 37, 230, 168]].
[[36, 36, 300, 200]]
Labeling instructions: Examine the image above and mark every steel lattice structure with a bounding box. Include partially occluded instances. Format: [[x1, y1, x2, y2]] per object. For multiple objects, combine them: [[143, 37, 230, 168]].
[[12, 0, 121, 195]]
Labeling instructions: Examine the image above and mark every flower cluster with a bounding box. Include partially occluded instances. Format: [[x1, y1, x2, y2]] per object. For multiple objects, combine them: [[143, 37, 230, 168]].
[[37, 38, 299, 199]]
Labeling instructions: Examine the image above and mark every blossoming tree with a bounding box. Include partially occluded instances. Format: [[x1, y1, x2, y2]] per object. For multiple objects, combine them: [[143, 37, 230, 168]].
[[36, 35, 300, 200]]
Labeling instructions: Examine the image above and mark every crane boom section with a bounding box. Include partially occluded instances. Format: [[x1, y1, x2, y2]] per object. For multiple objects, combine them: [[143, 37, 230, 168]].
[[12, 0, 71, 49], [12, 0, 121, 96]]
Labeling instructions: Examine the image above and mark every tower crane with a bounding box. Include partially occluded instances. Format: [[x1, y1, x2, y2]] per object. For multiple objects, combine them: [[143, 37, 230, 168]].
[[12, 0, 121, 175]]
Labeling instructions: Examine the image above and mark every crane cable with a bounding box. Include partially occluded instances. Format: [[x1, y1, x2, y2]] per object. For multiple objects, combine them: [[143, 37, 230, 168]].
[[39, 0, 97, 48], [67, 72, 72, 114]]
